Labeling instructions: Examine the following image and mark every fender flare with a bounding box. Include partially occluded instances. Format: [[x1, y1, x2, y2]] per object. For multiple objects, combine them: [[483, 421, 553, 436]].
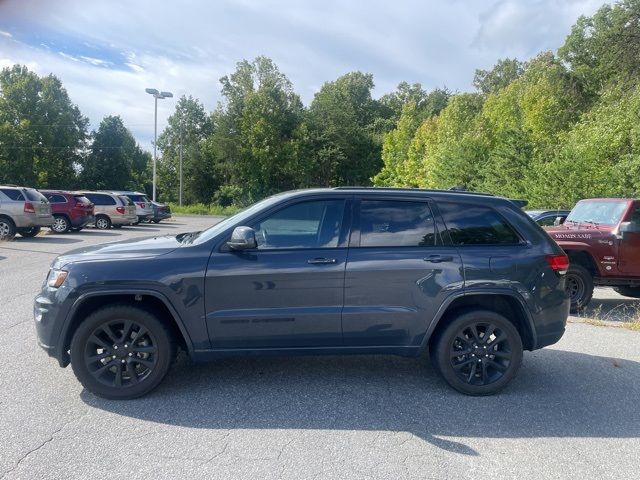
[[419, 289, 538, 352], [59, 288, 194, 364]]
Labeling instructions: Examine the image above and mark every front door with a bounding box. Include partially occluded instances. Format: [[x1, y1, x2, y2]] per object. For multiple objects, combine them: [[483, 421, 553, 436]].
[[618, 202, 640, 274], [343, 197, 464, 346], [205, 198, 350, 348]]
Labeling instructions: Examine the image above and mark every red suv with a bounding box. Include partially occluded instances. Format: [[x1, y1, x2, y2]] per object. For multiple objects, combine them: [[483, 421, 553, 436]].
[[40, 190, 95, 233]]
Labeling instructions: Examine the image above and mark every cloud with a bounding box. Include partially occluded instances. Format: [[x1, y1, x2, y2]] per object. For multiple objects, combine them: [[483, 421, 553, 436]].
[[0, 0, 609, 150]]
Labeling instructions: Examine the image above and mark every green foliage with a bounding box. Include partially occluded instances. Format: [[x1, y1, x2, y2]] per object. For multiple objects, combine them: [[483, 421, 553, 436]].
[[0, 65, 88, 188], [474, 58, 525, 95], [167, 202, 241, 216], [79, 115, 149, 191]]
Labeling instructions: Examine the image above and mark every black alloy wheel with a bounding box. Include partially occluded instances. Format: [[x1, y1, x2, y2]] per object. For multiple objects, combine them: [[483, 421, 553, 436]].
[[431, 310, 523, 395], [71, 305, 175, 399]]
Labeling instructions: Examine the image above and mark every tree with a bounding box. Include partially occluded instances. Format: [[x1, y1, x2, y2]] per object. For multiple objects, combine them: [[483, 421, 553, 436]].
[[0, 65, 88, 187], [157, 95, 212, 203], [559, 0, 640, 95], [473, 58, 525, 95], [206, 56, 304, 201], [79, 116, 148, 191], [304, 71, 382, 186]]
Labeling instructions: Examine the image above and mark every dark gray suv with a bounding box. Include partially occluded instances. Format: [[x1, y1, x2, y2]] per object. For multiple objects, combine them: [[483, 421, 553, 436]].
[[34, 188, 570, 399]]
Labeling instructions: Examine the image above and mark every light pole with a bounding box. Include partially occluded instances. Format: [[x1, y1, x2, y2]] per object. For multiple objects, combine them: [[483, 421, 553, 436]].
[[145, 88, 173, 201]]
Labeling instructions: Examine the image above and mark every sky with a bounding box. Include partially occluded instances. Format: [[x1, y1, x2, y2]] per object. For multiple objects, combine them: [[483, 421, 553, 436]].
[[0, 0, 605, 151]]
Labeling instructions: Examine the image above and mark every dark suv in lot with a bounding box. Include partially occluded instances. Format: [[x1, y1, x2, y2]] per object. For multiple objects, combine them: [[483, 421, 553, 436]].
[[34, 188, 570, 399]]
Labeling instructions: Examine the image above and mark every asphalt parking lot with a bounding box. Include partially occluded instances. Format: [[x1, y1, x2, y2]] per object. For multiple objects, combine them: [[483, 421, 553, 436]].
[[1, 216, 639, 480]]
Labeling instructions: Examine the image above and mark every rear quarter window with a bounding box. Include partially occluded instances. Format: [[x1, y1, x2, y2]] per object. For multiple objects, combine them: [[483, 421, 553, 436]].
[[438, 202, 521, 245], [24, 189, 48, 202], [0, 188, 25, 201], [119, 196, 134, 206]]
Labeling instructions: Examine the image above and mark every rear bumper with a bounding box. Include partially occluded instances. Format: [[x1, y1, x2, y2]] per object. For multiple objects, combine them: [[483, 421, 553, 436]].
[[14, 214, 54, 228], [71, 215, 94, 228], [112, 214, 138, 225]]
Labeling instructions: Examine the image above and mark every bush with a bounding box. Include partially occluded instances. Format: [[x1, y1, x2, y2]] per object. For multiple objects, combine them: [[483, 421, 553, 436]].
[[168, 203, 241, 216]]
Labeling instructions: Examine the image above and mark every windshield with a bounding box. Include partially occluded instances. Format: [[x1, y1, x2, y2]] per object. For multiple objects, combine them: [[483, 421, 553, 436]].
[[565, 200, 628, 225], [192, 194, 290, 245]]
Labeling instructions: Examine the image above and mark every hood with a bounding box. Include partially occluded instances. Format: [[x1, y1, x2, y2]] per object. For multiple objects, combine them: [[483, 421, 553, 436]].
[[52, 234, 184, 269], [545, 222, 615, 242]]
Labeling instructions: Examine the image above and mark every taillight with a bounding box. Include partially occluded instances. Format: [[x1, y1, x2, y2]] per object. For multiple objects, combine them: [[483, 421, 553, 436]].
[[24, 202, 35, 213], [116, 206, 125, 214], [546, 254, 569, 274]]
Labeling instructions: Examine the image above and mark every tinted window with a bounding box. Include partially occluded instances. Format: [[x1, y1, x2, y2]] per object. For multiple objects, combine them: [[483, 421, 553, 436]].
[[119, 195, 134, 206], [85, 193, 116, 206], [439, 202, 520, 245], [46, 194, 67, 204], [74, 195, 92, 205], [252, 200, 344, 249], [359, 200, 435, 247], [127, 194, 148, 202], [0, 188, 25, 201]]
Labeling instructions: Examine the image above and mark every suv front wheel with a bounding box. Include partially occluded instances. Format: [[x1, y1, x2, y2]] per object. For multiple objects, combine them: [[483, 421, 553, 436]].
[[431, 310, 523, 395], [70, 305, 176, 399]]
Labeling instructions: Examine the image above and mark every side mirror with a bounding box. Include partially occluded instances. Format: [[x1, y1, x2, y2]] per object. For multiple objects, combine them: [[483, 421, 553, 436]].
[[227, 226, 257, 250], [553, 216, 562, 226], [619, 221, 640, 236]]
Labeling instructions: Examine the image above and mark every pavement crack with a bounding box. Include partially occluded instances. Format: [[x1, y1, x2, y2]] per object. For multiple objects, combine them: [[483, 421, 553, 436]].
[[0, 426, 63, 479]]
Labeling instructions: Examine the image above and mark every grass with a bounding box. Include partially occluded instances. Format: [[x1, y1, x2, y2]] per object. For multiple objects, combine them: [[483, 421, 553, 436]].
[[573, 302, 640, 332], [168, 203, 241, 216]]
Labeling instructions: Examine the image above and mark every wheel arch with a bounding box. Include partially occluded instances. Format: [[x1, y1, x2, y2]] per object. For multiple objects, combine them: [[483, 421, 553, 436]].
[[59, 290, 193, 367], [425, 291, 537, 351], [564, 248, 599, 276]]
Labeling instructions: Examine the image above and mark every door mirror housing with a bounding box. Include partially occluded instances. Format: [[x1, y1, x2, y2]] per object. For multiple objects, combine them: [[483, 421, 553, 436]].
[[227, 226, 257, 250], [619, 221, 640, 237], [553, 216, 563, 226]]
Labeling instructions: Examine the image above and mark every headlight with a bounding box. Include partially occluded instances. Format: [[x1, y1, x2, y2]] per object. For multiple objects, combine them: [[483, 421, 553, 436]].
[[47, 269, 68, 288]]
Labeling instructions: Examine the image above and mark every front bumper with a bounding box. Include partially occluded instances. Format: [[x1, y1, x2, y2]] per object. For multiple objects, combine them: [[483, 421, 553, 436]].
[[34, 291, 69, 366]]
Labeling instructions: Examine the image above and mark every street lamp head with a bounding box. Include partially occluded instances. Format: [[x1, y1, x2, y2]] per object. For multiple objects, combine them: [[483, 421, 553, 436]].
[[160, 91, 173, 98], [145, 88, 159, 95]]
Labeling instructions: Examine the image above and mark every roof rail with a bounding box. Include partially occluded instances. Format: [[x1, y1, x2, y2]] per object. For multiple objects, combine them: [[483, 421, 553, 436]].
[[331, 186, 496, 197]]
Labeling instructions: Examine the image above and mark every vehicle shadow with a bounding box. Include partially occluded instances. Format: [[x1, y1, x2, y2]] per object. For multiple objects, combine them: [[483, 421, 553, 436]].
[[70, 230, 120, 237], [82, 349, 640, 455], [14, 236, 82, 244]]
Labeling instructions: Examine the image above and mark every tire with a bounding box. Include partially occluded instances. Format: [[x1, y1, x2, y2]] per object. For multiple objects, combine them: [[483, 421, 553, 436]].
[[70, 304, 176, 399], [613, 286, 640, 299], [95, 215, 111, 230], [0, 217, 16, 241], [430, 310, 523, 396], [51, 215, 71, 234], [18, 226, 41, 238], [565, 264, 594, 313], [153, 219, 160, 224]]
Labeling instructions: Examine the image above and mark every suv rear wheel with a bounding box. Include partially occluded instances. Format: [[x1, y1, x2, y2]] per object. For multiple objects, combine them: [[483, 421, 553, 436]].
[[565, 264, 594, 312], [0, 217, 16, 241], [95, 215, 111, 230], [51, 215, 71, 233], [18, 226, 41, 238], [431, 310, 523, 395], [70, 305, 176, 399]]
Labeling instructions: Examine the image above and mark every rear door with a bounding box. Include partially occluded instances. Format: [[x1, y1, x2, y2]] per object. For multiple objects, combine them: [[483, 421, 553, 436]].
[[618, 202, 640, 274], [343, 196, 464, 347]]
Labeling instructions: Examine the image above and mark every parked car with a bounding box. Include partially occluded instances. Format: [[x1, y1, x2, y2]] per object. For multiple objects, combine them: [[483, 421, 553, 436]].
[[34, 187, 570, 399], [546, 198, 640, 311], [0, 185, 54, 240], [526, 209, 571, 227], [149, 201, 171, 223], [101, 191, 153, 224], [79, 192, 137, 229], [40, 190, 95, 233]]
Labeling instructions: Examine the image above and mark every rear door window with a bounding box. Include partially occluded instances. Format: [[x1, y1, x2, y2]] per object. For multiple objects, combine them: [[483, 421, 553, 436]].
[[438, 202, 521, 245], [85, 193, 116, 206], [358, 200, 436, 247]]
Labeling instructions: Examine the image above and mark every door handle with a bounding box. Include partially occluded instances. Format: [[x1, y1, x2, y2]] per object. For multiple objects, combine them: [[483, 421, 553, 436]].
[[423, 255, 454, 263], [307, 257, 337, 264]]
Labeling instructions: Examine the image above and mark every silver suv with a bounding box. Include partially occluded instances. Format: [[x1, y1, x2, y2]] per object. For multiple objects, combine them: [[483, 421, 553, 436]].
[[79, 192, 137, 229], [102, 190, 153, 224], [0, 185, 54, 240]]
